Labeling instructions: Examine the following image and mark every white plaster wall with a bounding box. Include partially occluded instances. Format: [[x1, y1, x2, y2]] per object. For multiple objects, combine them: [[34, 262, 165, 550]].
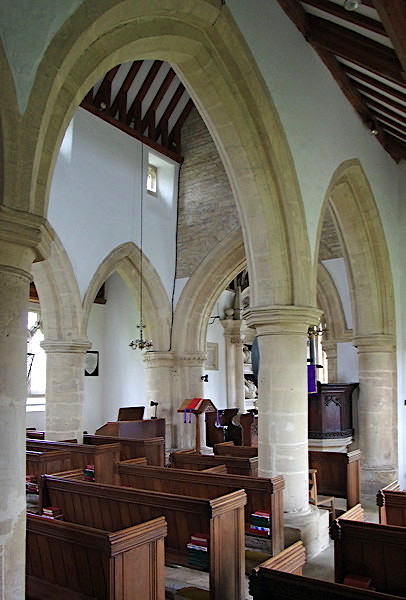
[[94, 272, 146, 427], [337, 342, 359, 383], [83, 303, 106, 435], [49, 108, 178, 302]]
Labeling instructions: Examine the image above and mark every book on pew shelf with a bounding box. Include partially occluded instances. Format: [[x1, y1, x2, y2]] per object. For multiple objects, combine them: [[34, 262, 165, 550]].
[[248, 526, 270, 537], [190, 533, 209, 546], [42, 506, 64, 519], [83, 464, 95, 481]]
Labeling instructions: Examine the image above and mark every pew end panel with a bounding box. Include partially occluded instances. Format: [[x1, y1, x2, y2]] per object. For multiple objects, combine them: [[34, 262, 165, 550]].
[[83, 433, 165, 466], [376, 482, 405, 526], [26, 513, 167, 600], [309, 449, 361, 508]]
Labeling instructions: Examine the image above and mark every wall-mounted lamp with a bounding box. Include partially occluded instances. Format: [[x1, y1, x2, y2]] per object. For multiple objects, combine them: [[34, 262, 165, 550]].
[[343, 0, 361, 11], [208, 315, 221, 325], [201, 374, 209, 382], [150, 400, 158, 419], [368, 120, 379, 136]]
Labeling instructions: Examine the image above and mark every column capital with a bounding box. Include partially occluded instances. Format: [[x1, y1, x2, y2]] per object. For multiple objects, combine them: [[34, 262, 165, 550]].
[[353, 334, 396, 353], [0, 206, 53, 263], [220, 319, 245, 343], [41, 339, 91, 353], [244, 305, 322, 336]]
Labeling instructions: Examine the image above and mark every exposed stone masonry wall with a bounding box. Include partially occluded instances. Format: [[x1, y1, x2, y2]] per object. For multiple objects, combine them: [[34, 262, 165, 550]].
[[177, 107, 240, 278]]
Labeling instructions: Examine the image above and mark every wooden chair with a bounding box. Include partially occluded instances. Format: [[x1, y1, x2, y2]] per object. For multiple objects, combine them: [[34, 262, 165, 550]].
[[309, 468, 336, 519]]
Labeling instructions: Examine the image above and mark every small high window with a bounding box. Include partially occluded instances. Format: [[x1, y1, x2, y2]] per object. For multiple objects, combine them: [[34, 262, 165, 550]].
[[147, 164, 157, 195]]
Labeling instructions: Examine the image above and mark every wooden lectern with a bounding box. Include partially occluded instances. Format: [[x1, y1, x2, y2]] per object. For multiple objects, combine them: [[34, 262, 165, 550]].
[[177, 398, 216, 453]]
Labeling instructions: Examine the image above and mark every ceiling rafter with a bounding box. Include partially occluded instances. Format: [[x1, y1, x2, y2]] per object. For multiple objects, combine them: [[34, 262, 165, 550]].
[[277, 0, 406, 162]]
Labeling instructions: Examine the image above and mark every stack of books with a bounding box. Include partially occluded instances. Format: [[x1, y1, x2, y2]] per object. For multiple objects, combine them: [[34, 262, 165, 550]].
[[248, 511, 271, 537], [83, 464, 95, 481], [187, 533, 210, 570], [42, 506, 64, 520], [26, 475, 39, 494]]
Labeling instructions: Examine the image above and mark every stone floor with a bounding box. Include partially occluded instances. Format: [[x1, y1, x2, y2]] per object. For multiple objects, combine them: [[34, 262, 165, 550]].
[[164, 500, 379, 599]]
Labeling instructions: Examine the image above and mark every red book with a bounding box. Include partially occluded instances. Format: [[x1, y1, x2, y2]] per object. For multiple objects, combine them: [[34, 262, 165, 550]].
[[186, 398, 202, 410], [191, 533, 209, 545]]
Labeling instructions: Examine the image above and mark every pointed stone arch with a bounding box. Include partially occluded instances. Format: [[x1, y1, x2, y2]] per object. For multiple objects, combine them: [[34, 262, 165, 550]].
[[318, 159, 395, 338], [172, 228, 246, 354], [14, 0, 311, 310], [83, 242, 172, 350]]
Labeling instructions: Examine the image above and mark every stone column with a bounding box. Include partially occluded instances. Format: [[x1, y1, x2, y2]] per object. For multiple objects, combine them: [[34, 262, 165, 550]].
[[321, 340, 338, 382], [221, 319, 245, 411], [0, 208, 51, 600], [353, 335, 397, 498], [41, 340, 91, 440], [245, 306, 321, 513], [144, 351, 206, 452]]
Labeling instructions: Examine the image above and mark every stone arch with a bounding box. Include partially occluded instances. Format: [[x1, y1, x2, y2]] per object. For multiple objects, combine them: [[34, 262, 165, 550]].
[[173, 228, 246, 353], [316, 159, 395, 339], [31, 229, 83, 341], [83, 242, 172, 350], [15, 0, 311, 309]]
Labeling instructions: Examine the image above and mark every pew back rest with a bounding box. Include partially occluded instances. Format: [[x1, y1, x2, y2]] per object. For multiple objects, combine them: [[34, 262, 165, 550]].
[[330, 519, 406, 596], [26, 513, 167, 600], [83, 433, 165, 466], [26, 450, 73, 479], [309, 450, 361, 508], [376, 482, 406, 527], [170, 450, 258, 477], [117, 462, 285, 555], [213, 442, 258, 458], [249, 568, 404, 600]]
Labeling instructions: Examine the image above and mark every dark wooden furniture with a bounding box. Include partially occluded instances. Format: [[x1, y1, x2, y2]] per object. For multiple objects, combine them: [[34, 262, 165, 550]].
[[117, 406, 145, 420], [116, 460, 285, 555], [95, 417, 165, 439], [26, 429, 45, 440], [309, 450, 361, 508], [26, 439, 121, 484], [377, 481, 406, 527], [83, 433, 165, 466], [308, 383, 358, 440], [26, 513, 167, 600], [26, 450, 72, 481], [330, 518, 406, 596], [251, 540, 306, 576], [170, 449, 258, 476], [39, 474, 247, 600], [213, 441, 258, 458], [249, 569, 404, 600], [205, 410, 258, 447]]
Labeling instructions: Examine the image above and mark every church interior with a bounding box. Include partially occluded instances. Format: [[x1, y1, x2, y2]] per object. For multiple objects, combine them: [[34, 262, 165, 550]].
[[1, 1, 406, 598]]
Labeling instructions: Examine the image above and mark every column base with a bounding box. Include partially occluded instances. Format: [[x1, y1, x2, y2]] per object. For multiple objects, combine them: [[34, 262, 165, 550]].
[[308, 436, 353, 452], [284, 505, 330, 559]]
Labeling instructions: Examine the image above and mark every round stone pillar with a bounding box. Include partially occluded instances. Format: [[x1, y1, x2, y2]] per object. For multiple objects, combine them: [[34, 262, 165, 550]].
[[0, 208, 51, 600], [221, 319, 245, 411], [41, 340, 91, 440], [143, 351, 206, 452], [245, 305, 321, 514], [353, 335, 397, 498]]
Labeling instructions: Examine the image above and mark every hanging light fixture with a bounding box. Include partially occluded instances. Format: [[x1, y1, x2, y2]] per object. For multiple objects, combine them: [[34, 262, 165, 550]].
[[129, 147, 153, 351]]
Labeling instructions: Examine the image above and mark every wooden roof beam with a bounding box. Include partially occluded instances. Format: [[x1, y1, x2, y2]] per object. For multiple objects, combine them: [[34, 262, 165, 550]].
[[110, 62, 143, 121], [93, 66, 120, 111], [372, 0, 406, 81], [344, 64, 406, 102], [301, 0, 387, 36], [307, 14, 404, 84]]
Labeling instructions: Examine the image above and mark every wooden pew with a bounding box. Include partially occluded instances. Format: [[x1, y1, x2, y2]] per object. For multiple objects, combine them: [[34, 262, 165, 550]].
[[170, 449, 258, 476], [213, 441, 258, 458], [249, 569, 404, 600], [26, 429, 45, 440], [117, 460, 284, 555], [26, 513, 167, 600], [376, 481, 406, 527], [26, 450, 73, 482], [309, 450, 361, 508], [330, 518, 406, 597], [95, 417, 165, 439], [26, 439, 120, 484], [39, 474, 247, 600], [83, 433, 165, 466]]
